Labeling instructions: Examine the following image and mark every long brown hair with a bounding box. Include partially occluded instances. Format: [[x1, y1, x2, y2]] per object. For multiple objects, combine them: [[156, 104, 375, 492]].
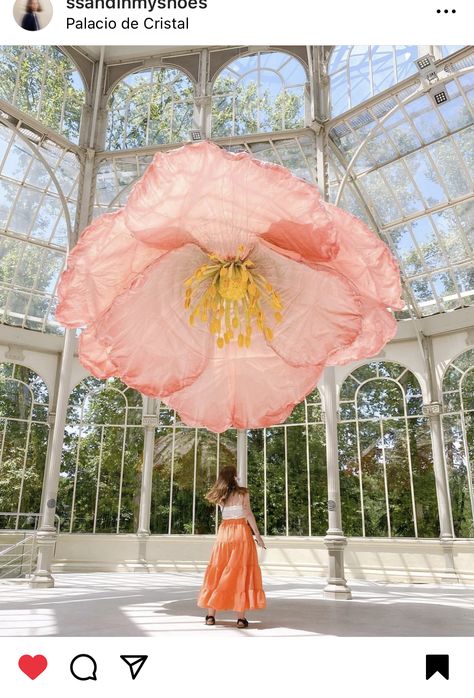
[[205, 465, 248, 506]]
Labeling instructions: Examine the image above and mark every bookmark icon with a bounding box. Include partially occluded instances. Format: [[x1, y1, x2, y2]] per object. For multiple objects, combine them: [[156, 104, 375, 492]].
[[120, 655, 148, 680], [426, 654, 449, 680]]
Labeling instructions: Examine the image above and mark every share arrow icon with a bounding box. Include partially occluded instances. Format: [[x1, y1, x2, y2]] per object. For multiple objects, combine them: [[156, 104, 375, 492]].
[[120, 655, 148, 680]]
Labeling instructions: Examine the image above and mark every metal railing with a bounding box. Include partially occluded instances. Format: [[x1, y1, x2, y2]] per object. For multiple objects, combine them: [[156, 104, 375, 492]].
[[0, 513, 61, 580]]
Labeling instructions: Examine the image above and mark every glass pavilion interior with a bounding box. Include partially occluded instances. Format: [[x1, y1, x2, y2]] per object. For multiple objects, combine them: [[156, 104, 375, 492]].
[[1, 44, 474, 592]]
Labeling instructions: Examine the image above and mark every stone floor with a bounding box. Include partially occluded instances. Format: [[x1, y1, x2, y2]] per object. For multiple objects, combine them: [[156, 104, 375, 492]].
[[1, 572, 474, 637]]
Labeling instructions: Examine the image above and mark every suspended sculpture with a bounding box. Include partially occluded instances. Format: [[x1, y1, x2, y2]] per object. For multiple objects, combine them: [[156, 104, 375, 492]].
[[56, 140, 404, 432]]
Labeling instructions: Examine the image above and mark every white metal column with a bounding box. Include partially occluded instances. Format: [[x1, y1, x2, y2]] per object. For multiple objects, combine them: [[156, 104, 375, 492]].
[[236, 429, 248, 486], [137, 397, 159, 537], [423, 336, 458, 583], [321, 366, 352, 600], [28, 50, 104, 587], [29, 328, 76, 588]]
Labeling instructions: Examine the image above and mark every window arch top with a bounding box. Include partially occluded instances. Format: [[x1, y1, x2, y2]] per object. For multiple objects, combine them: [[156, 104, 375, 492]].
[[211, 50, 307, 137], [66, 376, 143, 428], [0, 46, 85, 144], [339, 360, 424, 420], [0, 362, 49, 422], [443, 347, 474, 413], [106, 66, 195, 151]]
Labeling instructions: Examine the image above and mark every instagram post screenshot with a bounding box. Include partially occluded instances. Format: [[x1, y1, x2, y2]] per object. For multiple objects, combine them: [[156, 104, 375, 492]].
[[0, 0, 473, 695]]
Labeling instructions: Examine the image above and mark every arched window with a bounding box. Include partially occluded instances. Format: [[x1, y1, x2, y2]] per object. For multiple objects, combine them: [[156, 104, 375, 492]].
[[106, 67, 195, 151], [338, 361, 438, 537], [0, 46, 85, 143], [329, 46, 421, 117], [211, 51, 307, 137], [59, 377, 144, 534], [442, 348, 474, 536], [0, 121, 80, 333], [0, 363, 49, 529]]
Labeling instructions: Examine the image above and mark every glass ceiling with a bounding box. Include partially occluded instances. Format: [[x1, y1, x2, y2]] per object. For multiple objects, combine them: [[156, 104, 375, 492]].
[[0, 119, 80, 333], [328, 45, 466, 117], [328, 61, 474, 317], [94, 133, 317, 216], [0, 44, 473, 334]]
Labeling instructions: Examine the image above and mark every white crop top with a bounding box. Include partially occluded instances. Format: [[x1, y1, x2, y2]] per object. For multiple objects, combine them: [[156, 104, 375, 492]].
[[220, 495, 247, 520], [220, 504, 246, 519]]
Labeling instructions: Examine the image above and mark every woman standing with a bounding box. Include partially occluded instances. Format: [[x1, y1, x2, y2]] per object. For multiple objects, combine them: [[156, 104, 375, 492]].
[[21, 0, 42, 30], [197, 465, 266, 627]]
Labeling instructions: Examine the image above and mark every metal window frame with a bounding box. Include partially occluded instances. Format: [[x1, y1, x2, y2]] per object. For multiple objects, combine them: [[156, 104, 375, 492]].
[[0, 363, 50, 529], [340, 361, 426, 538], [66, 380, 143, 534]]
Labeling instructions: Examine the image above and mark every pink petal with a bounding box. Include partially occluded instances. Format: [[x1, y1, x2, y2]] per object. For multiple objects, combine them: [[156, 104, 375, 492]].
[[56, 210, 164, 327], [163, 330, 323, 433], [251, 242, 363, 367], [327, 301, 398, 365], [321, 202, 405, 310], [78, 327, 118, 379], [93, 244, 213, 397], [125, 140, 338, 260], [260, 219, 338, 264]]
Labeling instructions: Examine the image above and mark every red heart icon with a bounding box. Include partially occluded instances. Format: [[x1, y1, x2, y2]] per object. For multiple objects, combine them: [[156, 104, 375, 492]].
[[18, 655, 48, 679]]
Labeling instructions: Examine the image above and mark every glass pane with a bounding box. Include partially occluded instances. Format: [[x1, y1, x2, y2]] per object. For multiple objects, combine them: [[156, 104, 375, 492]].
[[338, 421, 363, 536], [265, 427, 286, 535]]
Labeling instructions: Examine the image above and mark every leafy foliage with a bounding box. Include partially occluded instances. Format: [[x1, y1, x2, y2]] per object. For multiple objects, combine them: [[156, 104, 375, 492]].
[[212, 74, 305, 137], [58, 377, 144, 533], [0, 363, 49, 529], [442, 348, 474, 537], [0, 46, 84, 143], [339, 361, 440, 538], [106, 68, 194, 150]]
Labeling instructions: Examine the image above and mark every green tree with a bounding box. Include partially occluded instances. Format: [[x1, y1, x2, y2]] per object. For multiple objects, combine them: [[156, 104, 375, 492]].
[[58, 377, 144, 533], [106, 68, 194, 150], [0, 363, 49, 529], [0, 46, 84, 143], [211, 74, 304, 137]]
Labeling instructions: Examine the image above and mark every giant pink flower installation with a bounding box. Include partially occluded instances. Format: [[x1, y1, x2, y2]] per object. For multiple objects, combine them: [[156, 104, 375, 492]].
[[56, 141, 403, 433]]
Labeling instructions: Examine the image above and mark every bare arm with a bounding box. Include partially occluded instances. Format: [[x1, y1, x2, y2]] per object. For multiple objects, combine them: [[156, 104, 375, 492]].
[[242, 491, 265, 547]]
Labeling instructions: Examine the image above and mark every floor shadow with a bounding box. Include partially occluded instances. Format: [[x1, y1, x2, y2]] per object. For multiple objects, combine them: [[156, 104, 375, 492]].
[[1, 574, 474, 637], [159, 595, 474, 636]]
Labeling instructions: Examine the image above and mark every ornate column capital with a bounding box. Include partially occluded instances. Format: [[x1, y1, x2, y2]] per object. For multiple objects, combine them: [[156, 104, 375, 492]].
[[141, 415, 160, 429], [422, 402, 443, 417], [194, 94, 212, 109]]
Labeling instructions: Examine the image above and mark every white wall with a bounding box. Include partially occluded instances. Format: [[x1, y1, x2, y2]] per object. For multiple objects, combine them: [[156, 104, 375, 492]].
[[41, 534, 474, 585]]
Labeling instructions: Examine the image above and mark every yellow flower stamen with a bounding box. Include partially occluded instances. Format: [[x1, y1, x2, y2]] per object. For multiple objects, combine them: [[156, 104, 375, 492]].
[[184, 247, 283, 349]]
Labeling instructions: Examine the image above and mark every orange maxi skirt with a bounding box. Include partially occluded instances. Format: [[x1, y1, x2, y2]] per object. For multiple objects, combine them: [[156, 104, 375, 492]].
[[197, 518, 267, 613]]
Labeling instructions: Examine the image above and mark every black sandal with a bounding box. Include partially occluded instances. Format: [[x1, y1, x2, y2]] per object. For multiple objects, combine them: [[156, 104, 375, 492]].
[[236, 618, 248, 628], [205, 615, 215, 625]]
